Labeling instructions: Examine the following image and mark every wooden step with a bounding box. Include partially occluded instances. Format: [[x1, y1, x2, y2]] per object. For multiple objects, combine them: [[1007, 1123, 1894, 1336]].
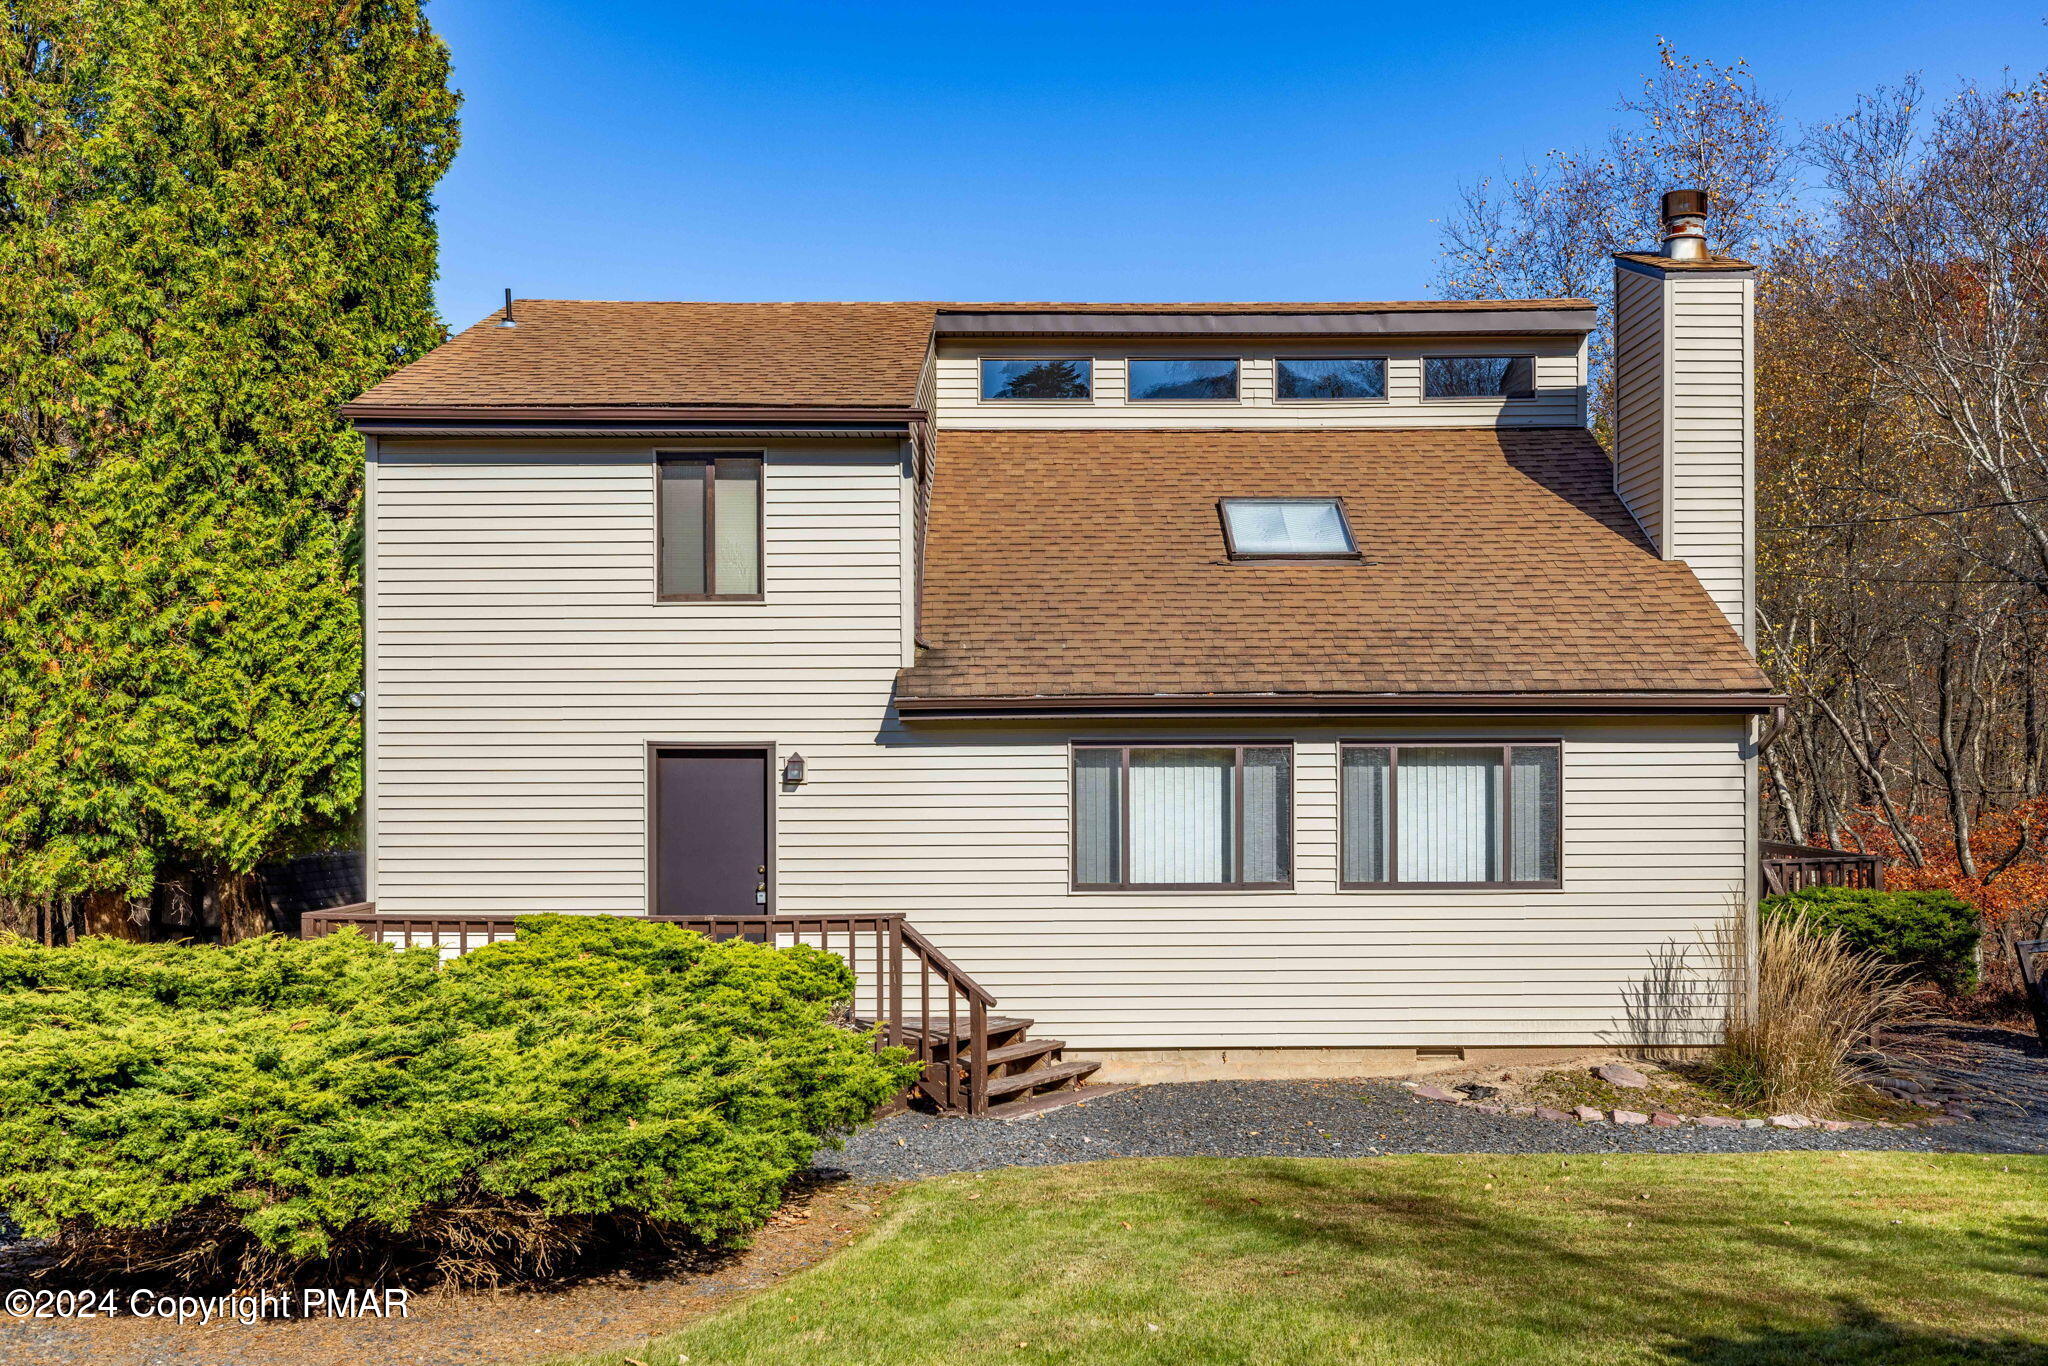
[[988, 1082, 1137, 1122], [983, 1058, 1101, 1102], [984, 1037, 1064, 1071], [861, 1015, 1033, 1042]]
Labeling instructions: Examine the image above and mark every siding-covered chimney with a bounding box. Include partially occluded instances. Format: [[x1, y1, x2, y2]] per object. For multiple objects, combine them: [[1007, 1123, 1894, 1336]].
[[1611, 189, 1756, 647]]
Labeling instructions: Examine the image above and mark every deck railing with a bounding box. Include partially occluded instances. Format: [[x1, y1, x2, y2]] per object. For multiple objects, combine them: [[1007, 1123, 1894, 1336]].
[[301, 906, 998, 1115], [1759, 841, 1886, 897]]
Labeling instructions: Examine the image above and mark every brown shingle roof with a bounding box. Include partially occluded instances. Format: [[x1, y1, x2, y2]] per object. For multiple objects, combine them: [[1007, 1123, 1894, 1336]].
[[899, 428, 1770, 703], [348, 300, 939, 411]]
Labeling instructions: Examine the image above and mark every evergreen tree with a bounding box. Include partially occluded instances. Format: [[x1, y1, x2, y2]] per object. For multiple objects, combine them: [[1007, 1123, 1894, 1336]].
[[0, 1, 459, 937]]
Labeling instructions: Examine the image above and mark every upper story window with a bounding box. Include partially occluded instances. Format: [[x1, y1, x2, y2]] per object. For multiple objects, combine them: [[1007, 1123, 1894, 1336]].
[[1127, 357, 1240, 402], [1423, 355, 1536, 400], [1219, 498, 1359, 558], [981, 358, 1092, 400], [1074, 744, 1292, 889], [658, 453, 762, 600], [1341, 742, 1561, 888], [1275, 357, 1387, 401]]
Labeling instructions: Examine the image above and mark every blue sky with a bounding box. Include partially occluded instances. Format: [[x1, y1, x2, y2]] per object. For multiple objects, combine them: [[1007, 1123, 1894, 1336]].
[[427, 1, 2044, 327]]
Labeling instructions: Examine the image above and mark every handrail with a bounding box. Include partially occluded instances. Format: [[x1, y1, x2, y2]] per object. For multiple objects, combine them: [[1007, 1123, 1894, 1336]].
[[899, 920, 997, 1005], [300, 905, 998, 1115], [1759, 842, 1885, 896]]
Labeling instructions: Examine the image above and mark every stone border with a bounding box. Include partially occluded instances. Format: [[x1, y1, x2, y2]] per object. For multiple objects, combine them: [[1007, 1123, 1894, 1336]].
[[1400, 1080, 1969, 1131]]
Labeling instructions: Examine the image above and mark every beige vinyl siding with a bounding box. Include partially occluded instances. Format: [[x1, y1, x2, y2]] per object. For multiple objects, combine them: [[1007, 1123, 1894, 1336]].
[[370, 437, 911, 915], [1609, 261, 1754, 647], [1666, 272, 1754, 646], [937, 338, 1585, 429], [786, 717, 1746, 1049], [369, 436, 1748, 1050], [1611, 266, 1667, 549]]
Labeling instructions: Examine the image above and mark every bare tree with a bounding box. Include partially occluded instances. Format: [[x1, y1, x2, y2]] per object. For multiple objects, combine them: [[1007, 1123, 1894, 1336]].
[[1437, 40, 1799, 431]]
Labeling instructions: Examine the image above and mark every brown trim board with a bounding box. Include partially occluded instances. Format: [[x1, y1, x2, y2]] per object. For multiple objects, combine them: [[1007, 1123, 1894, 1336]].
[[895, 692, 1786, 719]]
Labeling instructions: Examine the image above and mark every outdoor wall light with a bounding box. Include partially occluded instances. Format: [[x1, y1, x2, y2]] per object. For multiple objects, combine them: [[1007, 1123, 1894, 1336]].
[[782, 753, 807, 785]]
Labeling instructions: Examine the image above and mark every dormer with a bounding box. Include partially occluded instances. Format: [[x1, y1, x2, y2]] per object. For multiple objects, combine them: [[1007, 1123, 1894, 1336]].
[[926, 301, 1596, 430]]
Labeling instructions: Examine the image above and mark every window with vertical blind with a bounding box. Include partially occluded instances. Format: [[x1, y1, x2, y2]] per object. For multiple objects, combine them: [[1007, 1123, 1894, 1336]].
[[1073, 744, 1292, 889], [1340, 742, 1561, 888], [658, 453, 762, 600]]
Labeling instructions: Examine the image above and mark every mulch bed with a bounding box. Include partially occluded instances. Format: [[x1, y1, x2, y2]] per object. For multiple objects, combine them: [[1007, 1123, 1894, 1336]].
[[0, 1178, 891, 1366]]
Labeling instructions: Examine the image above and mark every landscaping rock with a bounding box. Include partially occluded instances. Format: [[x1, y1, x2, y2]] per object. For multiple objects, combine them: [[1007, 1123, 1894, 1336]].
[[1770, 1115, 1812, 1129], [1818, 1120, 1858, 1132], [1413, 1085, 1461, 1103], [820, 1017, 2048, 1184], [1594, 1063, 1651, 1089], [1650, 1113, 1683, 1127], [1697, 1116, 1742, 1128], [1536, 1107, 1574, 1123], [1944, 1105, 1975, 1120], [1612, 1110, 1650, 1125]]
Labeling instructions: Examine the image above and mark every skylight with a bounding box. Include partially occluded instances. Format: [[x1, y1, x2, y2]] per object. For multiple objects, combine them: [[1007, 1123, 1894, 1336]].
[[1219, 498, 1358, 558]]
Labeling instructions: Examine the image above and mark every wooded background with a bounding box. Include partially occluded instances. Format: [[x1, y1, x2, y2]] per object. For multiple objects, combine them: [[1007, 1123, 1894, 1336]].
[[1442, 44, 2048, 954]]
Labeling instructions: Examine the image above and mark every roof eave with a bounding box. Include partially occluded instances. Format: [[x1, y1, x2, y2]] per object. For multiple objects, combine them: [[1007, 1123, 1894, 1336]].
[[932, 308, 1596, 338], [341, 403, 926, 436], [893, 691, 1786, 720]]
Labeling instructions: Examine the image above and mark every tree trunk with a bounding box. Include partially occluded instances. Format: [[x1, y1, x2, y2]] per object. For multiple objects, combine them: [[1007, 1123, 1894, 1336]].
[[82, 888, 144, 941], [215, 872, 271, 944]]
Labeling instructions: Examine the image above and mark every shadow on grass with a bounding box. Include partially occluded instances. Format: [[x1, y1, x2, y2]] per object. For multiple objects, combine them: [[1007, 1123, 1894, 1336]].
[[1660, 1299, 2048, 1365], [1131, 1159, 2046, 1355]]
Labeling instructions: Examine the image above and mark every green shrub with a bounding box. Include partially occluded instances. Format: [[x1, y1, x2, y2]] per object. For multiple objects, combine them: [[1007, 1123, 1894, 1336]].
[[1761, 886, 1981, 993], [0, 915, 919, 1284]]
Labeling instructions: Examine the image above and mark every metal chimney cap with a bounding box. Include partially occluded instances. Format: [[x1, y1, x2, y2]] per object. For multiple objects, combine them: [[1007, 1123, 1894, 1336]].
[[1661, 188, 1709, 220]]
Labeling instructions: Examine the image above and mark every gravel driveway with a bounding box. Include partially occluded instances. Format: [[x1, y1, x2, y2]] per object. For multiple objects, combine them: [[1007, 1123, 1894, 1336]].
[[819, 1020, 2048, 1182]]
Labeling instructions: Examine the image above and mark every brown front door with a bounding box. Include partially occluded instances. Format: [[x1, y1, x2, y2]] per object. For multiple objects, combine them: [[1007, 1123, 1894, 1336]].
[[653, 748, 770, 916]]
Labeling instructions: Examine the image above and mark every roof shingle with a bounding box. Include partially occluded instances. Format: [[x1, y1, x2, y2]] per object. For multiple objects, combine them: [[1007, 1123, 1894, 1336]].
[[349, 300, 938, 411], [899, 428, 1770, 702]]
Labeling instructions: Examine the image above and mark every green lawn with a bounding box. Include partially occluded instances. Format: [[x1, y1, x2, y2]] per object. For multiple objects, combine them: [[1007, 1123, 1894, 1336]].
[[559, 1153, 2048, 1366]]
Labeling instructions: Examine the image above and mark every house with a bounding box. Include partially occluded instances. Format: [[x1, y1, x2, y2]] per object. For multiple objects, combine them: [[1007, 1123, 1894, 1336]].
[[337, 191, 1778, 1112]]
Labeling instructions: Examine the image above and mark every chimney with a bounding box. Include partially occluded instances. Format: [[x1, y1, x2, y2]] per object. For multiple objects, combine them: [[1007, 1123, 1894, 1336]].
[[1611, 189, 1756, 647], [1659, 188, 1710, 260]]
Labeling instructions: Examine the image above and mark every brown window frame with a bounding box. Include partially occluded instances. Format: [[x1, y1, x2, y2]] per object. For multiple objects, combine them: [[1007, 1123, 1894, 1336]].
[[1420, 354, 1538, 401], [656, 452, 764, 602], [1070, 741, 1295, 892], [1338, 740, 1563, 890], [1217, 497, 1362, 560]]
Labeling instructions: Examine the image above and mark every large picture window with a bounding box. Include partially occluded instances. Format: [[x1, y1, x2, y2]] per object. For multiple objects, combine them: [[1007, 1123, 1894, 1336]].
[[1340, 742, 1560, 887], [658, 453, 762, 600], [1074, 744, 1292, 889]]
